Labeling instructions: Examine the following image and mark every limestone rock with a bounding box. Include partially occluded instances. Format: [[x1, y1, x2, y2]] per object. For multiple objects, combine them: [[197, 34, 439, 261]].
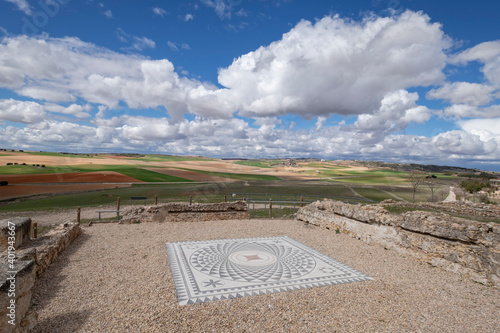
[[297, 199, 500, 287], [0, 218, 32, 251]]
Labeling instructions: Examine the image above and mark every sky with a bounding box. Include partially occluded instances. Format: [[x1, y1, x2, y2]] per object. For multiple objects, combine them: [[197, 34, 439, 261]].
[[0, 0, 499, 171]]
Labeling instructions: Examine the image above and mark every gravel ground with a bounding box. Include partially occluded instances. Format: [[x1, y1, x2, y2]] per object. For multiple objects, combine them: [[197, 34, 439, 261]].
[[25, 217, 500, 333]]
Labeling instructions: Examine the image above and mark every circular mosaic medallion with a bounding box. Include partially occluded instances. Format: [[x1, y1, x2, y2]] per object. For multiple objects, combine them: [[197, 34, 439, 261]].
[[190, 241, 316, 283], [229, 250, 277, 266]]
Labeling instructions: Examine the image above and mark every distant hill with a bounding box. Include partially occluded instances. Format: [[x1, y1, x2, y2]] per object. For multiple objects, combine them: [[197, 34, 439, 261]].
[[347, 160, 498, 178]]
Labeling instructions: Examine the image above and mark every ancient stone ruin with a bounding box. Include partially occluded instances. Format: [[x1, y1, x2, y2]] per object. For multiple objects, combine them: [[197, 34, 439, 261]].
[[297, 199, 500, 287], [120, 201, 249, 223], [0, 218, 81, 333]]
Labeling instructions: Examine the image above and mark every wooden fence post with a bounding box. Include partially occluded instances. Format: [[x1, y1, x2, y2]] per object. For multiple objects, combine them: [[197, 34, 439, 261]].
[[269, 199, 273, 218], [189, 195, 192, 205], [116, 197, 121, 220], [155, 196, 158, 205], [300, 196, 304, 207], [77, 207, 81, 225], [224, 195, 227, 202], [33, 222, 38, 239]]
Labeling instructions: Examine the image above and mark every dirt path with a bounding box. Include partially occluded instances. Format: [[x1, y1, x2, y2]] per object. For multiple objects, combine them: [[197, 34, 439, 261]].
[[379, 188, 408, 202], [443, 186, 457, 202]]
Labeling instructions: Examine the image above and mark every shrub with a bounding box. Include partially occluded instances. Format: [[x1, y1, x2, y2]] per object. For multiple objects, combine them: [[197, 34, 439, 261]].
[[478, 193, 492, 204]]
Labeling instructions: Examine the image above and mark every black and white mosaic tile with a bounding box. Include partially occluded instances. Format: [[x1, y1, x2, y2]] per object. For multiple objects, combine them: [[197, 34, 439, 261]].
[[166, 236, 372, 305]]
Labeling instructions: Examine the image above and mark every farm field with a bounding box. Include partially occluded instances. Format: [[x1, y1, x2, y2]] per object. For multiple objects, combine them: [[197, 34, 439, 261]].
[[0, 150, 494, 211]]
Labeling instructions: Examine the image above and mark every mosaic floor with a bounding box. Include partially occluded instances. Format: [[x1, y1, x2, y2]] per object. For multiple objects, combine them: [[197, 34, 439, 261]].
[[166, 236, 373, 305]]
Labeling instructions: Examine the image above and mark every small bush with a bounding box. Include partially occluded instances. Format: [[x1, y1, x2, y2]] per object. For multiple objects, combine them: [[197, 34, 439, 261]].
[[478, 193, 492, 204]]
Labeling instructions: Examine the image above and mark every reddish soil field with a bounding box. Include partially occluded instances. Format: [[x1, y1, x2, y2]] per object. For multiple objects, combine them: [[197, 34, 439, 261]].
[[0, 171, 141, 184], [0, 184, 131, 201], [0, 171, 140, 200]]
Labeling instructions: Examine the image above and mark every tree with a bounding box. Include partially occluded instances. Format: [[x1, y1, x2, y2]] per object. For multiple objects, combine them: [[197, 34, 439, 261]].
[[406, 170, 426, 203], [459, 178, 491, 203], [426, 176, 440, 202]]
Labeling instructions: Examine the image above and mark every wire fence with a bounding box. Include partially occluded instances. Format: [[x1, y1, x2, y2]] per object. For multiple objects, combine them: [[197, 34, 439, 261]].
[[114, 193, 373, 219], [229, 193, 374, 219]]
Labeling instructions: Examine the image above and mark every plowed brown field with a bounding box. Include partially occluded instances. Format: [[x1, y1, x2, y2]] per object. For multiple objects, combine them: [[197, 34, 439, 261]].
[[0, 171, 140, 200], [0, 184, 131, 200], [1, 171, 141, 184]]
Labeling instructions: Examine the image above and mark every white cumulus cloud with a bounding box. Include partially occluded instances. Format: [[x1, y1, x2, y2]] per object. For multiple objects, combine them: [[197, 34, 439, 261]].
[[44, 103, 92, 119], [0, 99, 46, 123], [427, 82, 496, 106], [451, 40, 500, 86], [218, 10, 449, 118], [353, 90, 431, 140], [0, 35, 226, 120], [443, 104, 500, 119]]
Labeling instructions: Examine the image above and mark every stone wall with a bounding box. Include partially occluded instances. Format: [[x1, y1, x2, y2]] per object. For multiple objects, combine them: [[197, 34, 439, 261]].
[[0, 220, 82, 333], [383, 200, 500, 219], [0, 260, 37, 333], [18, 223, 82, 277], [120, 201, 249, 223], [296, 200, 500, 287], [0, 218, 32, 252]]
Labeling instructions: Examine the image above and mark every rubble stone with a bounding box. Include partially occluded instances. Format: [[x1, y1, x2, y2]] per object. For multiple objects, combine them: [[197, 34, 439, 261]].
[[120, 201, 249, 223]]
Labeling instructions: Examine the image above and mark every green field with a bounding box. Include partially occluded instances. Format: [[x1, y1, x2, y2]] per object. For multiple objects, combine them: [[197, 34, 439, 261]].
[[25, 151, 98, 158], [234, 160, 273, 168], [0, 164, 192, 182], [0, 165, 64, 175], [1, 152, 497, 213], [133, 155, 215, 162], [0, 175, 493, 213], [178, 168, 281, 181], [0, 181, 392, 212]]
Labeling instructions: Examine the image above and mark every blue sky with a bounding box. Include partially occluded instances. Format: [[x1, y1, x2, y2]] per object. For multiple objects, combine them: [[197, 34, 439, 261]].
[[0, 0, 499, 171]]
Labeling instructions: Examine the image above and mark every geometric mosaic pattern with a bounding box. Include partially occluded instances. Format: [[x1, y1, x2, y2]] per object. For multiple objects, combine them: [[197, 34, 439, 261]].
[[166, 236, 373, 305]]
